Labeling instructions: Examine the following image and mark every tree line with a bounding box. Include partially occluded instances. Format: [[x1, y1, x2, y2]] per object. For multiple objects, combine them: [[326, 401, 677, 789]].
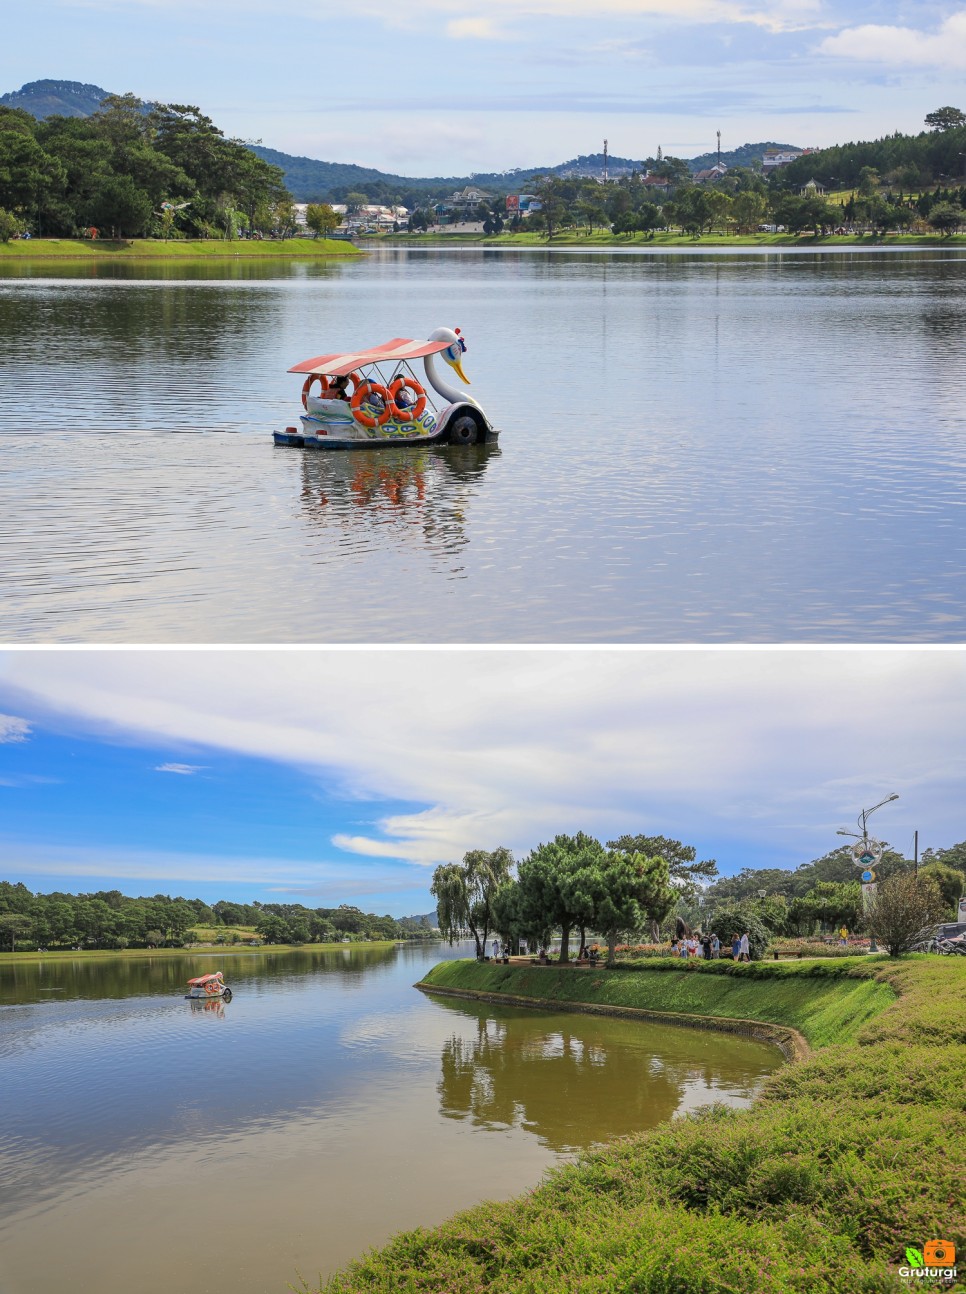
[[0, 880, 436, 951], [0, 94, 290, 239], [430, 833, 965, 964]]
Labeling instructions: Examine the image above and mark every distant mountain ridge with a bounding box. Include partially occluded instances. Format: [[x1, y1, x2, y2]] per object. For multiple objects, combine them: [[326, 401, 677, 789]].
[[1, 79, 800, 200]]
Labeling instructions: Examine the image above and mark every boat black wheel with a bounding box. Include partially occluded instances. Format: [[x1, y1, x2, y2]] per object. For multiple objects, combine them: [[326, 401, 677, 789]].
[[448, 414, 479, 445], [223, 988, 233, 1002]]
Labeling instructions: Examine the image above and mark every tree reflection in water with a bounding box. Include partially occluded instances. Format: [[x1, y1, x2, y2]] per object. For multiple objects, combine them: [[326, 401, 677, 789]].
[[434, 1003, 740, 1153]]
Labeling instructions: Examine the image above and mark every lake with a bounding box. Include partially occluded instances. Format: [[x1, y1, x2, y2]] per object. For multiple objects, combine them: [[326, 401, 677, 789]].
[[0, 943, 779, 1294], [3, 246, 965, 642]]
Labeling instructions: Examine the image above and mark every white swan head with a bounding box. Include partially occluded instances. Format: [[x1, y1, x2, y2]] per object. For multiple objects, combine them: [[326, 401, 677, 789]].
[[427, 326, 470, 385]]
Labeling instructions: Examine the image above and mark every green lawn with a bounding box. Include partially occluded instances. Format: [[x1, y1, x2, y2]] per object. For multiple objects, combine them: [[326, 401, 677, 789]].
[[318, 956, 966, 1293], [374, 229, 963, 249], [0, 237, 360, 259]]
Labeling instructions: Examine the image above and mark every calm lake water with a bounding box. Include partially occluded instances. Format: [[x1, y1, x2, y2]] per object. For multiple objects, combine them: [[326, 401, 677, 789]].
[[0, 943, 778, 1294], [3, 246, 966, 642]]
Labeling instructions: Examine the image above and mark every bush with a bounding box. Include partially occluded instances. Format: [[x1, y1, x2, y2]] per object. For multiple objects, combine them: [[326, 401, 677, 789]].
[[768, 939, 867, 958], [706, 901, 771, 960], [0, 208, 23, 242], [868, 873, 945, 955]]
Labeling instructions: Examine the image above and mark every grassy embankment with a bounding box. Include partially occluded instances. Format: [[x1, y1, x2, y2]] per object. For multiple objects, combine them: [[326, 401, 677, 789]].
[[374, 229, 964, 249], [0, 939, 398, 965], [319, 956, 966, 1293], [0, 237, 359, 259]]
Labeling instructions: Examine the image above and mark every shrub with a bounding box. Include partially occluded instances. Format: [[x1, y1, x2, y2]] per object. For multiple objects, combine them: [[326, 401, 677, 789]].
[[706, 902, 771, 960], [867, 873, 945, 956]]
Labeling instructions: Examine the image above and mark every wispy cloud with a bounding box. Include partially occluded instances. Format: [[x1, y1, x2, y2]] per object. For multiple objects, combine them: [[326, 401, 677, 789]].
[[57, 0, 831, 32], [0, 714, 31, 743], [155, 762, 204, 775], [820, 10, 966, 69]]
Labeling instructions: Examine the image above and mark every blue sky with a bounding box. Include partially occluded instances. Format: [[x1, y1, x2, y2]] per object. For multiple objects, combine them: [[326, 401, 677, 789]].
[[1, 649, 963, 913], [3, 1, 966, 173]]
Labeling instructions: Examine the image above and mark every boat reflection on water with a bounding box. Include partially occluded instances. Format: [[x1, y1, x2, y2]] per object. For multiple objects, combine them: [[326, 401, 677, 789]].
[[299, 443, 501, 560], [188, 996, 229, 1019]]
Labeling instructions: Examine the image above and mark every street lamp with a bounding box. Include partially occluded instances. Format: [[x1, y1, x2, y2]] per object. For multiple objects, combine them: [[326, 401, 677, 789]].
[[836, 793, 899, 952]]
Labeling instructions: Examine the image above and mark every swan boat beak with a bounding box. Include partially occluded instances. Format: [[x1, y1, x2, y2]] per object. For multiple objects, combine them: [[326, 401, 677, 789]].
[[449, 356, 470, 384]]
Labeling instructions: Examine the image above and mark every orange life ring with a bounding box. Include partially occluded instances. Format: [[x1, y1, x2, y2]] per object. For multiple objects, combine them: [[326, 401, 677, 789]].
[[302, 375, 332, 408], [351, 380, 392, 427], [301, 371, 362, 409], [388, 377, 427, 422], [204, 980, 221, 995]]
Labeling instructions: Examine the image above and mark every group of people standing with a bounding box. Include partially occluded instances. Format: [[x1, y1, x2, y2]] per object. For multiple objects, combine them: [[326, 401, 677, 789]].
[[672, 931, 751, 961]]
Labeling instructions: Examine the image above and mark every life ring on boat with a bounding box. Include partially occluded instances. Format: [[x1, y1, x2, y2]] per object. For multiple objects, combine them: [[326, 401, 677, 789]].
[[388, 377, 427, 422], [351, 380, 392, 427], [301, 371, 361, 409], [204, 980, 220, 995], [302, 375, 331, 408]]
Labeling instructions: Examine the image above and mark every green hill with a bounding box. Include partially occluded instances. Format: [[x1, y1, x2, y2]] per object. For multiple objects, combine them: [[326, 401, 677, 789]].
[[0, 79, 126, 119]]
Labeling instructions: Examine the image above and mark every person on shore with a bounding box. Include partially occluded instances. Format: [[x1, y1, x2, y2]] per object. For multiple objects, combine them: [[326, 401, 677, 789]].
[[711, 933, 720, 959], [731, 933, 741, 960], [739, 931, 750, 962], [839, 925, 848, 946], [491, 938, 500, 960], [701, 932, 712, 960], [670, 937, 679, 957]]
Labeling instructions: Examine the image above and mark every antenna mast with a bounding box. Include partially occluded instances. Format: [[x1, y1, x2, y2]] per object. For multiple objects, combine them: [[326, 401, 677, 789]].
[[603, 139, 608, 183], [716, 130, 721, 168]]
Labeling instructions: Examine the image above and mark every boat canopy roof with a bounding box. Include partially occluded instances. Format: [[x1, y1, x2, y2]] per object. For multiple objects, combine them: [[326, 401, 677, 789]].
[[289, 337, 452, 377], [187, 972, 224, 985]]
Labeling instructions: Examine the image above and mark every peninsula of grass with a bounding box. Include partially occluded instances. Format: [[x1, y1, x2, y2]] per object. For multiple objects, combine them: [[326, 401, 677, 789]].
[[318, 956, 966, 1293], [0, 237, 360, 260]]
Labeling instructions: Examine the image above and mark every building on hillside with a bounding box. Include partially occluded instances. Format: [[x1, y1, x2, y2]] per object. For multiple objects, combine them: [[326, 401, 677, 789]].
[[799, 178, 827, 197], [444, 186, 494, 215], [640, 174, 673, 194], [762, 149, 804, 173], [693, 163, 729, 184]]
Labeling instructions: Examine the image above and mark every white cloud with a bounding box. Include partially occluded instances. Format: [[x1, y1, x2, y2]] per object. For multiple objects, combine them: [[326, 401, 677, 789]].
[[0, 713, 31, 743], [820, 10, 966, 69], [2, 648, 964, 872], [155, 762, 204, 775], [445, 16, 506, 39]]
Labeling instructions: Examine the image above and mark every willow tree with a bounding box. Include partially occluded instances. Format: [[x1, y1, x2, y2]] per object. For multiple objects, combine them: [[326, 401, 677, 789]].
[[431, 847, 514, 960]]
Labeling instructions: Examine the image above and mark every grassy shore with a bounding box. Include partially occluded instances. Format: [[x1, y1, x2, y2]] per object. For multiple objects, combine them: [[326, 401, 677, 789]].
[[0, 939, 403, 965], [0, 237, 360, 259], [318, 956, 966, 1293], [373, 229, 965, 250]]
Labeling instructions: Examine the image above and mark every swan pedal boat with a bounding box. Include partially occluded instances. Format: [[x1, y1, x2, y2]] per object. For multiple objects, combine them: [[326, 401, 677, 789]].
[[185, 972, 232, 1001], [274, 327, 499, 450]]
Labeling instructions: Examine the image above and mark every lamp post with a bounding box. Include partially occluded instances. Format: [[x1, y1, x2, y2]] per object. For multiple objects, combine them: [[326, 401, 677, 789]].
[[836, 793, 899, 952]]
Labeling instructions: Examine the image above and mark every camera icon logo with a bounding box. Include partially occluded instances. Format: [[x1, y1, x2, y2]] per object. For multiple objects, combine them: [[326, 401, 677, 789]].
[[923, 1240, 956, 1267]]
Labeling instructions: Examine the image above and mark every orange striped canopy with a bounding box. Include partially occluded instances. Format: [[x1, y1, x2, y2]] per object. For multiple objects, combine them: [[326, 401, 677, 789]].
[[288, 337, 452, 377]]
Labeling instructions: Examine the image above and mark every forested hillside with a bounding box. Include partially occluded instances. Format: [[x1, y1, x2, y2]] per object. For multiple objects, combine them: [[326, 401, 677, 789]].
[[0, 880, 437, 950]]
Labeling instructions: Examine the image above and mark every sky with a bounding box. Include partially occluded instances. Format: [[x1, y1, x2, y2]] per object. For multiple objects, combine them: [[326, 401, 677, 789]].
[[4, 2, 966, 173], [1, 648, 962, 914]]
